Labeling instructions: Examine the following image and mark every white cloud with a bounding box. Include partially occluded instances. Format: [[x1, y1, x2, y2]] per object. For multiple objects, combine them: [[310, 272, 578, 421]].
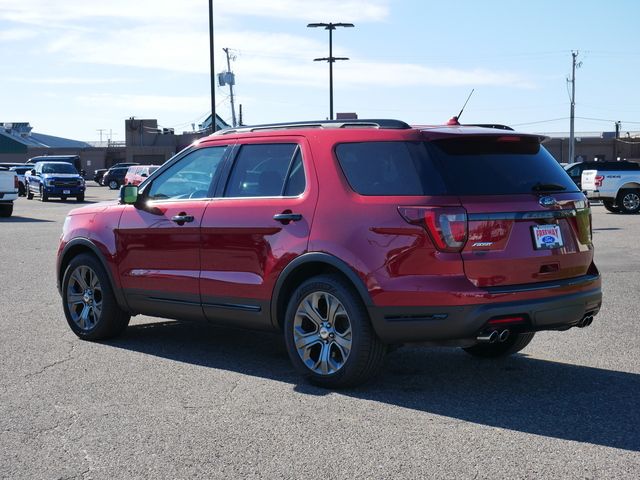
[[76, 93, 211, 114], [0, 28, 37, 41]]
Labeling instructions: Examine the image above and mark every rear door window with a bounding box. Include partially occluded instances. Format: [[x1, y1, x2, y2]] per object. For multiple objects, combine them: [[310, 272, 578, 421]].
[[224, 143, 304, 197]]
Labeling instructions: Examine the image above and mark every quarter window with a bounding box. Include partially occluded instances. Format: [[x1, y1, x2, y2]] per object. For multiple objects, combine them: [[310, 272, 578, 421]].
[[147, 146, 227, 200]]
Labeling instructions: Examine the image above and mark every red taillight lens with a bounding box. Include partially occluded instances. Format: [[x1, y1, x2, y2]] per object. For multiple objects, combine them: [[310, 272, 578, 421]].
[[594, 175, 604, 188], [399, 206, 468, 252], [14, 175, 19, 190]]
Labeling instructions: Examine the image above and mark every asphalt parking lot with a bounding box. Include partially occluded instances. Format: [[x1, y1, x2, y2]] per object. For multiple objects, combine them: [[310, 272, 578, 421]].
[[1, 184, 639, 479]]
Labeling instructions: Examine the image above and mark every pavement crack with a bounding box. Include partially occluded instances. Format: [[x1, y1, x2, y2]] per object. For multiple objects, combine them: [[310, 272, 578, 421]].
[[24, 342, 76, 379]]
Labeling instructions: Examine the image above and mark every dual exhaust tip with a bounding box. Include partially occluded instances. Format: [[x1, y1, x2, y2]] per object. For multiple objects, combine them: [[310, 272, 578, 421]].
[[577, 315, 594, 328], [477, 314, 595, 343], [477, 329, 510, 344]]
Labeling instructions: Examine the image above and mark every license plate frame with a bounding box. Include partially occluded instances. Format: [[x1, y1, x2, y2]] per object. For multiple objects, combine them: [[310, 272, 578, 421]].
[[532, 224, 563, 250]]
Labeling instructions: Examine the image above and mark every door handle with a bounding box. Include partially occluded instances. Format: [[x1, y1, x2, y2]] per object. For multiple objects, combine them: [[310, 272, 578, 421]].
[[171, 213, 195, 225], [273, 212, 302, 224]]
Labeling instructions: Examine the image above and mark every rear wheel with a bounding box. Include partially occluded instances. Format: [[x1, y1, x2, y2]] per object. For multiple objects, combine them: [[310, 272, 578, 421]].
[[463, 332, 535, 358], [108, 180, 119, 190], [62, 253, 130, 340], [602, 200, 621, 213], [617, 189, 640, 214], [284, 275, 386, 388], [0, 203, 13, 217]]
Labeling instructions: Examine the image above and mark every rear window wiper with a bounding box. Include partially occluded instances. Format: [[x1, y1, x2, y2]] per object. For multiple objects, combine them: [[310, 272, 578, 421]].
[[531, 182, 566, 192]]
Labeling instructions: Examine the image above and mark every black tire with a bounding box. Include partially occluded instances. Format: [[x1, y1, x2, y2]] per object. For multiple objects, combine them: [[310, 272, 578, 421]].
[[77, 194, 85, 202], [18, 182, 25, 196], [602, 200, 621, 213], [108, 180, 119, 190], [26, 184, 33, 200], [617, 189, 640, 214], [463, 332, 535, 358], [0, 203, 13, 217], [62, 253, 130, 340], [40, 186, 48, 202], [284, 274, 386, 388]]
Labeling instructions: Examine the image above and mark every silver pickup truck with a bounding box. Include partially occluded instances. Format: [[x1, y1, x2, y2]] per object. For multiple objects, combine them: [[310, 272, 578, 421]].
[[582, 167, 640, 214], [0, 168, 18, 217]]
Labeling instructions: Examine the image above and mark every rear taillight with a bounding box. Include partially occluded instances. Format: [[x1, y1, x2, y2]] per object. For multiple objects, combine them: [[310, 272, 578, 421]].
[[14, 175, 19, 191], [399, 206, 468, 252], [594, 175, 604, 188]]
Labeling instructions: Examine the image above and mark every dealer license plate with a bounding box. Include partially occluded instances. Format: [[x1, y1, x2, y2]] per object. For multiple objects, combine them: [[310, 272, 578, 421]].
[[63, 189, 71, 195], [532, 224, 563, 250]]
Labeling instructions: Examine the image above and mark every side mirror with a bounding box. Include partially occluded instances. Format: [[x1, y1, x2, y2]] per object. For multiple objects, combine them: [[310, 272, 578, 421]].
[[120, 184, 139, 205], [80, 169, 86, 177]]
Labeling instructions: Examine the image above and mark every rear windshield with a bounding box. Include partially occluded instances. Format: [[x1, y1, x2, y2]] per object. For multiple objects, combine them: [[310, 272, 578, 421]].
[[335, 137, 578, 196]]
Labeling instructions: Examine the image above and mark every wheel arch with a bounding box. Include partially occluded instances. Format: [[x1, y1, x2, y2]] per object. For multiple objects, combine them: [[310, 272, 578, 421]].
[[619, 182, 640, 191], [270, 253, 374, 330], [57, 238, 129, 311]]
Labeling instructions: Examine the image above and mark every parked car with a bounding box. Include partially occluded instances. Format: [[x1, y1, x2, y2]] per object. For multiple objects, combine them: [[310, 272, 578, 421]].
[[564, 160, 639, 190], [26, 155, 85, 177], [93, 169, 108, 185], [102, 167, 129, 190], [9, 165, 33, 196], [25, 161, 85, 202], [57, 119, 602, 388], [124, 165, 160, 186], [0, 167, 18, 216], [582, 165, 640, 213]]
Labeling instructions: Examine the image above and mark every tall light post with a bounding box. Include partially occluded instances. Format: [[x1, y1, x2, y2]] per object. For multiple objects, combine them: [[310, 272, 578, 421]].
[[208, 0, 216, 132], [307, 22, 354, 120]]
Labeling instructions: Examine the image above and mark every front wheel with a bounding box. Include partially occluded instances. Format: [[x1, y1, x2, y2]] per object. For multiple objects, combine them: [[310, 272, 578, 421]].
[[26, 183, 33, 200], [284, 275, 386, 388], [76, 194, 85, 202], [62, 253, 130, 340], [40, 186, 48, 202], [463, 332, 535, 358], [618, 189, 640, 214]]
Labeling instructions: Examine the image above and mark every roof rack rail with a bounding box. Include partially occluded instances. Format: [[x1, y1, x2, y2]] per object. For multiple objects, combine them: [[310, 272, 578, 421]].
[[214, 119, 411, 135], [463, 123, 514, 131]]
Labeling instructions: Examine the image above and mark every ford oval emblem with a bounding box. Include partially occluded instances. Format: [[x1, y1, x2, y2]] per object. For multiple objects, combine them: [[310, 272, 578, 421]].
[[539, 196, 557, 208]]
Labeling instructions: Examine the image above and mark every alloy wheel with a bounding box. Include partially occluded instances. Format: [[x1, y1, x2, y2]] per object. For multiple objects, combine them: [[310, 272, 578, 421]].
[[622, 192, 640, 211], [293, 291, 352, 376], [66, 265, 103, 331]]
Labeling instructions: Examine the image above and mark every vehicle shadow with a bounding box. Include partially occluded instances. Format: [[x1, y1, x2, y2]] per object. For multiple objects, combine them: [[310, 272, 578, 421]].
[[0, 216, 54, 223], [107, 320, 639, 452]]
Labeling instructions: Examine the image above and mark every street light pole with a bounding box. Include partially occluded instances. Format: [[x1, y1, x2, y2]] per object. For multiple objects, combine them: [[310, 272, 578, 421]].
[[208, 0, 216, 132], [307, 22, 354, 120]]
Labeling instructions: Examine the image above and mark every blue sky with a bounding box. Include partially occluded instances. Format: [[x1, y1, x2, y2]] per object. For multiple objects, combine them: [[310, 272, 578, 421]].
[[1, 0, 638, 141]]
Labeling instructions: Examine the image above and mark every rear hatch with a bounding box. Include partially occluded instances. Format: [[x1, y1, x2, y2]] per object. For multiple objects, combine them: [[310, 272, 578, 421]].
[[426, 134, 593, 288]]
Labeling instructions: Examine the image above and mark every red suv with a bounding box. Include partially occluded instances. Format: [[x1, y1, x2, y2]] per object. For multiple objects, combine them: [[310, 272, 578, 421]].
[[57, 119, 602, 387]]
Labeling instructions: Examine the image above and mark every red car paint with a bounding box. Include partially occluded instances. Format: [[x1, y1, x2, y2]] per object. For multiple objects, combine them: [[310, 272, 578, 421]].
[[57, 122, 601, 344]]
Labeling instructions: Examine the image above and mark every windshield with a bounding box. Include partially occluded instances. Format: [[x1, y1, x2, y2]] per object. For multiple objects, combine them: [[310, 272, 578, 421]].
[[42, 163, 78, 174], [427, 136, 578, 195]]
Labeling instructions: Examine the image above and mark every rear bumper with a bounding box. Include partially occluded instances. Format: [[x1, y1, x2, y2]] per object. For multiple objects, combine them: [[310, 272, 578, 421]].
[[368, 275, 602, 343]]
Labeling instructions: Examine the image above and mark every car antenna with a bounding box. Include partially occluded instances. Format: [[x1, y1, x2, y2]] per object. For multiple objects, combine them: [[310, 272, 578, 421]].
[[447, 89, 475, 125]]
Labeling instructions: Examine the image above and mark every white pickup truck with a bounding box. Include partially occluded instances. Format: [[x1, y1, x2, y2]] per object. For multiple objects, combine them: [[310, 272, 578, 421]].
[[0, 168, 18, 217], [582, 166, 640, 214]]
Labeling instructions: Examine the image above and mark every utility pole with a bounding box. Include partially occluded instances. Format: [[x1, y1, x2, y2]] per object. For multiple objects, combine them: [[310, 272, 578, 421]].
[[208, 0, 216, 132], [222, 48, 237, 127], [568, 51, 582, 163], [96, 129, 106, 142], [307, 22, 354, 120]]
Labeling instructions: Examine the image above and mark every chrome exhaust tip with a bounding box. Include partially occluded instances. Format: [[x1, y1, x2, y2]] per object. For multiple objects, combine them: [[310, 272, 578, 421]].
[[477, 330, 499, 344], [498, 329, 510, 342], [577, 315, 594, 328]]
